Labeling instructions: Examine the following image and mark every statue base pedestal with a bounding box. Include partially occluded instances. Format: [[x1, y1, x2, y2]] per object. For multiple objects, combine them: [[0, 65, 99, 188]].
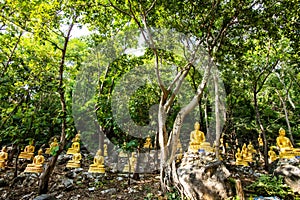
[[66, 162, 81, 168], [200, 142, 214, 152], [24, 165, 43, 173], [293, 149, 300, 156], [18, 153, 34, 160], [123, 165, 134, 173], [244, 157, 253, 163], [66, 149, 78, 155], [236, 160, 248, 166], [189, 142, 214, 153], [279, 150, 295, 159], [88, 165, 105, 173]]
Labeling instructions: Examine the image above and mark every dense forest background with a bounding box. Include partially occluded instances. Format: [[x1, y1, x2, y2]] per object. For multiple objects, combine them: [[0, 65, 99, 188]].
[[0, 0, 299, 197]]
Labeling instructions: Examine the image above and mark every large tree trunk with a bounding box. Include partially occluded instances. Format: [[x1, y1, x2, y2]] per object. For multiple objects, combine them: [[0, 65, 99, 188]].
[[161, 62, 212, 192]]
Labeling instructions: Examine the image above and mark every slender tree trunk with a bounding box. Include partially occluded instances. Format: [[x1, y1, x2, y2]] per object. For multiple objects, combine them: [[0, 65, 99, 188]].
[[158, 102, 168, 192], [253, 89, 268, 170], [213, 70, 221, 159], [276, 90, 295, 146], [204, 97, 209, 135], [133, 149, 140, 180], [14, 146, 20, 178], [38, 20, 75, 194]]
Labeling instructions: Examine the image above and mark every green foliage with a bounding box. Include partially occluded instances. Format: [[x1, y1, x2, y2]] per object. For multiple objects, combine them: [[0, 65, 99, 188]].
[[246, 175, 294, 199], [50, 146, 60, 156], [144, 193, 154, 200], [166, 187, 181, 200]]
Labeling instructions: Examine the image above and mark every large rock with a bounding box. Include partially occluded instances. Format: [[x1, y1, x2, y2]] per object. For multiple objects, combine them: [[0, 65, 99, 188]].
[[274, 164, 300, 193], [177, 151, 231, 200], [33, 194, 57, 200]]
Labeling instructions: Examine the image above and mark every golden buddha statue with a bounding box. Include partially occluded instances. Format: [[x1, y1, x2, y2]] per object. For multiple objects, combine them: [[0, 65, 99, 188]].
[[176, 148, 183, 163], [119, 142, 128, 157], [276, 128, 298, 158], [24, 149, 45, 173], [66, 150, 82, 168], [241, 143, 252, 162], [123, 152, 136, 173], [45, 138, 59, 154], [247, 142, 256, 154], [88, 149, 105, 173], [67, 133, 80, 155], [0, 146, 8, 169], [19, 141, 35, 160], [268, 147, 277, 163], [103, 144, 108, 157], [188, 122, 213, 152], [277, 128, 293, 150], [258, 136, 263, 147], [235, 148, 248, 166], [143, 135, 153, 149]]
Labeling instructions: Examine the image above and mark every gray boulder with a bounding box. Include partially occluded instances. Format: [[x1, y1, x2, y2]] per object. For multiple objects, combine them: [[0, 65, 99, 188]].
[[274, 164, 300, 193], [33, 194, 57, 200]]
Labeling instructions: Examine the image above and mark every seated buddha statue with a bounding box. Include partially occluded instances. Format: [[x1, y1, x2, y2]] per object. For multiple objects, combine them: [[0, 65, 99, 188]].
[[258, 136, 263, 147], [103, 144, 108, 157], [19, 141, 35, 160], [235, 148, 247, 166], [67, 133, 81, 155], [241, 143, 252, 162], [0, 146, 8, 169], [88, 149, 105, 173], [176, 148, 183, 163], [45, 138, 59, 155], [268, 147, 277, 163], [188, 122, 212, 152], [24, 149, 45, 173], [119, 142, 128, 158], [276, 128, 296, 158], [123, 152, 136, 173], [66, 149, 82, 168], [143, 135, 153, 149], [247, 142, 256, 154]]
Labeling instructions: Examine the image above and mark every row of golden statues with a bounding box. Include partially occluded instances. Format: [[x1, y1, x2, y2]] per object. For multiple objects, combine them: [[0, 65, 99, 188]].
[[235, 128, 300, 166], [235, 143, 256, 166], [1, 124, 299, 173]]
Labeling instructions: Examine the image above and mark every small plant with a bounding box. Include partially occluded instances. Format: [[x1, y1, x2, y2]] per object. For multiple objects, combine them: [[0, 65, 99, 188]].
[[144, 193, 154, 200], [246, 174, 294, 199], [50, 146, 59, 156], [166, 187, 181, 200]]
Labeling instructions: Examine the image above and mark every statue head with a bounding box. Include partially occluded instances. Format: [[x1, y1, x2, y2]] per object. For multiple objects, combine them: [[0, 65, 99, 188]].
[[76, 133, 81, 140], [97, 149, 102, 155], [2, 146, 7, 152], [194, 122, 200, 130], [38, 149, 43, 155], [54, 138, 58, 142], [279, 128, 286, 136]]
